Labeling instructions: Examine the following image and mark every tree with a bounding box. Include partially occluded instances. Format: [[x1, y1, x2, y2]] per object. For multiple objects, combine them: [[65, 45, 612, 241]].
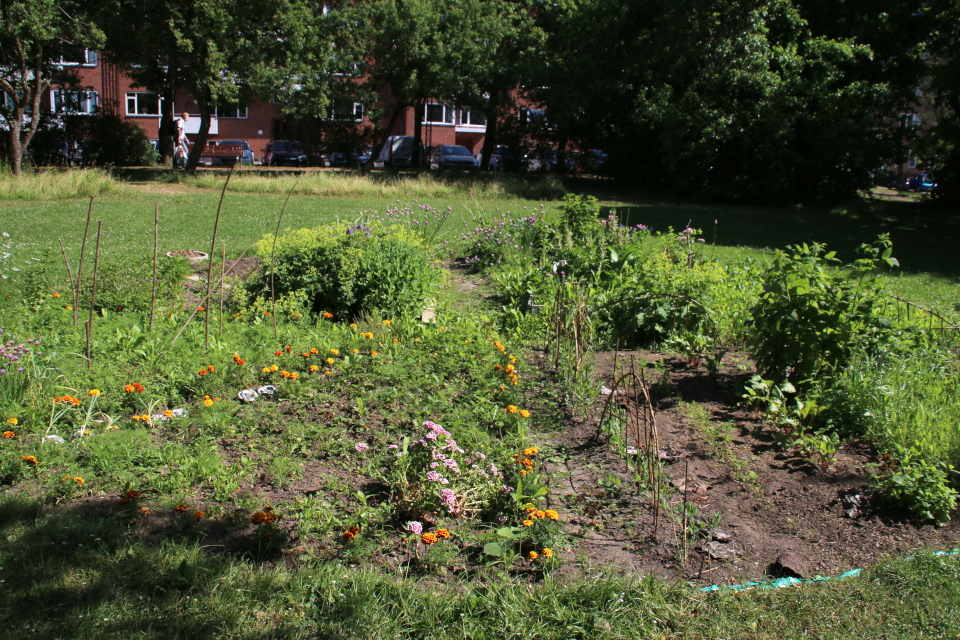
[[98, 0, 330, 171], [533, 0, 896, 203], [0, 0, 102, 174]]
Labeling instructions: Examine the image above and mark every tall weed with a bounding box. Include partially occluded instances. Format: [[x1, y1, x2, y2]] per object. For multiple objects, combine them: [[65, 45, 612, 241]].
[[0, 168, 119, 200]]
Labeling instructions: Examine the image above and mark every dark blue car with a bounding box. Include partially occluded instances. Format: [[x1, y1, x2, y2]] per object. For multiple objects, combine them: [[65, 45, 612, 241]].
[[906, 173, 936, 192], [429, 145, 479, 170]]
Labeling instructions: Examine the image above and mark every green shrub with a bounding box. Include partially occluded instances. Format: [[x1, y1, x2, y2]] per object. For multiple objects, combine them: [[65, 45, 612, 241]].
[[870, 445, 958, 525], [748, 237, 900, 388], [247, 222, 439, 321]]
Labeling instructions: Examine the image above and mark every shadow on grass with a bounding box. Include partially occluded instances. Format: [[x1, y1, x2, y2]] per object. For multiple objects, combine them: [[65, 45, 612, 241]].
[[0, 495, 301, 640]]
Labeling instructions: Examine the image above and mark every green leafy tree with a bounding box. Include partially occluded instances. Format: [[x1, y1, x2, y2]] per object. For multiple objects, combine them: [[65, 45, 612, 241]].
[[0, 0, 102, 174], [98, 0, 330, 171]]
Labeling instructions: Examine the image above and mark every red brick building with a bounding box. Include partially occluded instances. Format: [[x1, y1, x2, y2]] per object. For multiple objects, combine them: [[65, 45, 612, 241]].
[[53, 50, 492, 164]]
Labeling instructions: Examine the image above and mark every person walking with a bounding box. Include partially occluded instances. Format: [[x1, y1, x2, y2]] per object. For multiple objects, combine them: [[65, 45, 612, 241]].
[[174, 112, 191, 167]]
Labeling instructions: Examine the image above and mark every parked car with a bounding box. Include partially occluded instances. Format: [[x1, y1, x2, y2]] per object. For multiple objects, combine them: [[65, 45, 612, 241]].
[[202, 139, 254, 166], [265, 140, 307, 167], [374, 136, 415, 168], [331, 146, 374, 167], [906, 173, 936, 192], [429, 145, 479, 170]]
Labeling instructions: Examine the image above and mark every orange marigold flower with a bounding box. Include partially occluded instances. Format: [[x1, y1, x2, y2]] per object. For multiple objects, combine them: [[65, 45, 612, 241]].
[[436, 528, 450, 539], [542, 548, 553, 558], [141, 415, 151, 423], [505, 364, 515, 374], [198, 369, 207, 376], [53, 292, 61, 298], [330, 348, 339, 355], [88, 389, 100, 397], [349, 323, 357, 328], [270, 364, 279, 372], [290, 371, 299, 380], [544, 510, 559, 520], [20, 455, 37, 465], [421, 532, 438, 545], [175, 504, 189, 512], [535, 510, 546, 519], [285, 346, 292, 353], [131, 415, 141, 422], [275, 351, 283, 357], [352, 349, 359, 354], [506, 405, 519, 414], [203, 398, 213, 407], [132, 383, 145, 393], [233, 355, 246, 365], [163, 410, 173, 418], [383, 319, 391, 326], [141, 507, 151, 515], [207, 365, 215, 372], [6, 417, 16, 425], [520, 410, 530, 418], [2, 431, 15, 438], [523, 447, 538, 457], [74, 477, 85, 485], [280, 370, 290, 378], [310, 348, 319, 355], [522, 519, 534, 527], [251, 512, 268, 525], [371, 351, 378, 356], [528, 551, 538, 561], [499, 385, 505, 391], [323, 312, 333, 319], [326, 357, 335, 365], [324, 370, 333, 376], [124, 384, 136, 393], [261, 366, 270, 373], [309, 365, 319, 372], [494, 365, 503, 371], [126, 489, 140, 498], [509, 355, 516, 364], [193, 510, 205, 519], [521, 469, 528, 475]]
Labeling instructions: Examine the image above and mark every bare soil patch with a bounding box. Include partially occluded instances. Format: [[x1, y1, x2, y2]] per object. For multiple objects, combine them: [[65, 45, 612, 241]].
[[538, 351, 960, 586]]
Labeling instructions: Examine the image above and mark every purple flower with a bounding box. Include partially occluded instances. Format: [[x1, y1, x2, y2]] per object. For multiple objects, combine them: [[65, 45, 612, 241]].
[[407, 521, 423, 535], [426, 471, 443, 482], [355, 442, 369, 453], [503, 485, 514, 494]]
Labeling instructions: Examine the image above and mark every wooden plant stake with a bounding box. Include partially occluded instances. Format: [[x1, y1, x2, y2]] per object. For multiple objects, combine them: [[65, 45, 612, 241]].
[[271, 173, 301, 338], [86, 221, 102, 370], [205, 161, 237, 349], [219, 241, 225, 337], [169, 240, 256, 348], [150, 203, 159, 331], [74, 196, 94, 326]]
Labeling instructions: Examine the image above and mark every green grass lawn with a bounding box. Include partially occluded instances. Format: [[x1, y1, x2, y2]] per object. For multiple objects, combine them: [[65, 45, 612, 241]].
[[2, 170, 955, 320]]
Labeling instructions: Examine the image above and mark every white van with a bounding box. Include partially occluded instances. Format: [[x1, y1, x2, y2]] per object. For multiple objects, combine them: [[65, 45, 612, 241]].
[[374, 135, 415, 168]]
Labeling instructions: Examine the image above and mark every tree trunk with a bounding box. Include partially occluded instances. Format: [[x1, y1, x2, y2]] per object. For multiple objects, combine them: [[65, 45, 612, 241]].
[[158, 80, 175, 166], [365, 102, 405, 172], [185, 95, 212, 173], [8, 125, 23, 176], [479, 88, 502, 171], [413, 101, 424, 169]]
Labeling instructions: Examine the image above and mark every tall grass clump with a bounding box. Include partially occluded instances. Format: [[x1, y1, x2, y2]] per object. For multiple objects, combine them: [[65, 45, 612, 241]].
[[160, 169, 566, 200], [833, 346, 960, 467], [0, 167, 119, 200]]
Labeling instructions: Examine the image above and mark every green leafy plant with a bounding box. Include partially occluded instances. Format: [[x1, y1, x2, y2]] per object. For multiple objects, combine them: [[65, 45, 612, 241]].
[[870, 445, 958, 525]]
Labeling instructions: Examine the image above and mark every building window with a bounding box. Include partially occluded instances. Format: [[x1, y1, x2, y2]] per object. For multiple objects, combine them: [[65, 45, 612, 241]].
[[330, 100, 364, 122], [423, 103, 454, 125], [126, 92, 165, 116], [908, 150, 917, 169], [55, 46, 97, 67], [900, 113, 922, 130], [460, 108, 486, 127], [216, 103, 248, 118], [51, 90, 98, 115]]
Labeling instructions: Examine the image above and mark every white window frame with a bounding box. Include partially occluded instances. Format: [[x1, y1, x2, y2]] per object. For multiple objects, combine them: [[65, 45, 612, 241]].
[[422, 103, 454, 125], [125, 92, 165, 117], [329, 101, 364, 122], [459, 108, 486, 128], [50, 90, 98, 115], [908, 150, 917, 169], [900, 112, 922, 131], [55, 48, 98, 67], [215, 104, 248, 119]]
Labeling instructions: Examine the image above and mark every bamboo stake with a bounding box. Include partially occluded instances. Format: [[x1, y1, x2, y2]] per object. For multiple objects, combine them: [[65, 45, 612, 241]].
[[85, 221, 102, 370], [205, 161, 237, 349], [271, 174, 301, 338], [168, 240, 256, 348], [219, 241, 225, 337], [150, 203, 159, 331], [58, 238, 76, 299], [74, 196, 94, 326]]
